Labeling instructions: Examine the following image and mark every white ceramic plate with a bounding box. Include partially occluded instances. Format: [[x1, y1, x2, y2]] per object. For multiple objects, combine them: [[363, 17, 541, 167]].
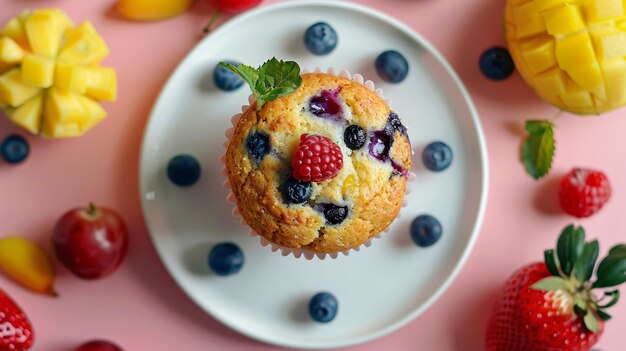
[[139, 1, 488, 349]]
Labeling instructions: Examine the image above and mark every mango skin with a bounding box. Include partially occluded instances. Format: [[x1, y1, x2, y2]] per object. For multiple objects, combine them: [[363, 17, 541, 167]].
[[116, 0, 194, 21], [505, 0, 626, 115]]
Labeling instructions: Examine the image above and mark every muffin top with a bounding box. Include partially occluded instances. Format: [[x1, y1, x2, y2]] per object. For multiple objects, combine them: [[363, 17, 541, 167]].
[[225, 72, 412, 253]]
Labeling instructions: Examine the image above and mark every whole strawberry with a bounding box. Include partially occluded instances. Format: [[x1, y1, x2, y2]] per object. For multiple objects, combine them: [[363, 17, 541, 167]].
[[486, 225, 626, 351], [0, 289, 33, 351], [559, 168, 611, 218], [292, 134, 343, 182]]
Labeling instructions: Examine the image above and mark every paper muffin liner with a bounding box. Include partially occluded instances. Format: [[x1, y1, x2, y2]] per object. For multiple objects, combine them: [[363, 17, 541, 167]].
[[220, 67, 416, 260]]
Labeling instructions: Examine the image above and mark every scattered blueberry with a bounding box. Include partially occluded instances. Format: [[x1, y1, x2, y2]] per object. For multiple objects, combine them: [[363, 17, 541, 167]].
[[369, 131, 391, 162], [410, 215, 442, 247], [309, 292, 338, 323], [1, 135, 29, 164], [282, 177, 312, 204], [167, 154, 201, 187], [304, 22, 338, 56], [479, 47, 514, 81], [309, 88, 343, 121], [375, 50, 409, 83], [385, 112, 406, 136], [214, 60, 245, 91], [343, 125, 366, 150], [323, 204, 348, 225], [246, 132, 270, 162], [208, 243, 244, 276], [422, 141, 453, 172]]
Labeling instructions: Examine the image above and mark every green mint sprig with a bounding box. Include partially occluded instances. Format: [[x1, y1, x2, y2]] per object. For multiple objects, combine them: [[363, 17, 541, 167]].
[[532, 225, 626, 333], [521, 120, 555, 179], [219, 58, 302, 110]]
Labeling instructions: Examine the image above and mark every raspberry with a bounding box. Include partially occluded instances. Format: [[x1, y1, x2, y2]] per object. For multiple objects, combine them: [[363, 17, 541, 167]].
[[559, 168, 611, 218], [292, 134, 343, 182]]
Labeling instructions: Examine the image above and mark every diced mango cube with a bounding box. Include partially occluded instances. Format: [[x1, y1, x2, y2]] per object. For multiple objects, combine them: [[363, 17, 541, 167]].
[[57, 21, 109, 66], [591, 28, 626, 60], [555, 32, 605, 99], [0, 37, 24, 64], [533, 0, 569, 13], [24, 10, 67, 58], [41, 119, 81, 138], [602, 59, 626, 106], [85, 67, 117, 101], [0, 61, 15, 75], [39, 8, 74, 32], [536, 68, 568, 96], [513, 2, 538, 24], [21, 54, 55, 88], [560, 91, 593, 108], [45, 88, 88, 124], [584, 0, 623, 22], [0, 68, 41, 106], [54, 62, 88, 94], [7, 94, 43, 134], [543, 5, 585, 36], [77, 95, 107, 133], [0, 17, 30, 50], [516, 16, 548, 38], [521, 39, 556, 74]]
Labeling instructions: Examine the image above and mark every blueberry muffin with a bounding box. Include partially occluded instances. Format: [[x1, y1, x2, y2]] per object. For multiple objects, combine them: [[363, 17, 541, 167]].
[[224, 67, 412, 254]]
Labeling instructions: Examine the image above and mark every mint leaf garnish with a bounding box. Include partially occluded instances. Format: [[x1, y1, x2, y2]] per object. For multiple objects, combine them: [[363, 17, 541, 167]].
[[521, 120, 555, 179], [219, 58, 302, 110]]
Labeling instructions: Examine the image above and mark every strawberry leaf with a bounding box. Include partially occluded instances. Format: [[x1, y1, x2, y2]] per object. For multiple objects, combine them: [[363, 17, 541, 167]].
[[584, 311, 600, 333], [544, 249, 561, 277], [593, 253, 626, 288], [521, 120, 555, 179], [597, 309, 612, 321], [597, 290, 620, 309], [531, 276, 572, 292], [574, 240, 599, 282], [557, 225, 585, 276], [609, 244, 626, 256]]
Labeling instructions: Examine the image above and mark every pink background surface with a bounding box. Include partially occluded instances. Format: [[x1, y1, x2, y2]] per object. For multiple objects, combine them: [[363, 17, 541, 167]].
[[1, 0, 625, 350]]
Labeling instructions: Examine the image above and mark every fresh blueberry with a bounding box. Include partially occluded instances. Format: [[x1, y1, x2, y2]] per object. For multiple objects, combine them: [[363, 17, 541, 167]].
[[385, 112, 406, 136], [246, 132, 270, 162], [479, 47, 514, 81], [410, 215, 442, 247], [208, 243, 244, 276], [375, 50, 409, 83], [304, 22, 338, 56], [282, 177, 312, 204], [1, 135, 29, 164], [323, 204, 348, 225], [214, 60, 245, 91], [369, 131, 391, 161], [309, 292, 338, 323], [422, 141, 453, 172], [343, 125, 366, 150], [167, 154, 201, 187], [309, 89, 343, 121]]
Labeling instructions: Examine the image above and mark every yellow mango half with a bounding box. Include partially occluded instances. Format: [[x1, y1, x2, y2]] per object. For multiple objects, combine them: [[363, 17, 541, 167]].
[[0, 68, 41, 107], [116, 0, 194, 21], [8, 94, 43, 134], [57, 21, 109, 66], [505, 0, 626, 114]]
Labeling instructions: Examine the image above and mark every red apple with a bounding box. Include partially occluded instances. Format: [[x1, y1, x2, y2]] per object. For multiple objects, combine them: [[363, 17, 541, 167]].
[[52, 203, 129, 280], [75, 340, 124, 351]]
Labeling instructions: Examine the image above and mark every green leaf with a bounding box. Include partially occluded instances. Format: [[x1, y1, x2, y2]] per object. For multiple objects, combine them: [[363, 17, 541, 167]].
[[593, 253, 626, 288], [573, 296, 587, 315], [574, 240, 599, 282], [609, 244, 626, 256], [584, 311, 600, 333], [531, 276, 572, 291], [219, 58, 302, 110], [521, 120, 555, 179], [597, 309, 612, 321], [544, 249, 561, 277], [557, 225, 585, 276], [597, 290, 620, 309]]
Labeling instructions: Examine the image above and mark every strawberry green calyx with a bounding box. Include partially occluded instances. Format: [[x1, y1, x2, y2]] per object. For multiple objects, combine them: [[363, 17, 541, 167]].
[[219, 58, 302, 111], [532, 224, 626, 333]]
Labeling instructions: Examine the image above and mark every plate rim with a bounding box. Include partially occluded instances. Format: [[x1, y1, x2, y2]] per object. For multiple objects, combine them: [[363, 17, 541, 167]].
[[138, 0, 490, 349]]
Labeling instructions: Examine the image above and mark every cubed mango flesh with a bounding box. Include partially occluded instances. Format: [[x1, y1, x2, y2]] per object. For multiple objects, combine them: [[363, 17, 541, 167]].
[[54, 62, 88, 94], [41, 119, 82, 138], [57, 21, 109, 66], [8, 94, 43, 134], [45, 88, 88, 124], [85, 67, 117, 101], [0, 68, 41, 107], [77, 95, 107, 133], [0, 17, 30, 50], [21, 54, 55, 88], [24, 11, 65, 58], [0, 37, 24, 64]]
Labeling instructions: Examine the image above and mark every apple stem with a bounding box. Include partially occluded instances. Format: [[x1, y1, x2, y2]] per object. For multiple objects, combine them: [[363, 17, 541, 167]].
[[203, 10, 222, 34], [88, 202, 98, 216]]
